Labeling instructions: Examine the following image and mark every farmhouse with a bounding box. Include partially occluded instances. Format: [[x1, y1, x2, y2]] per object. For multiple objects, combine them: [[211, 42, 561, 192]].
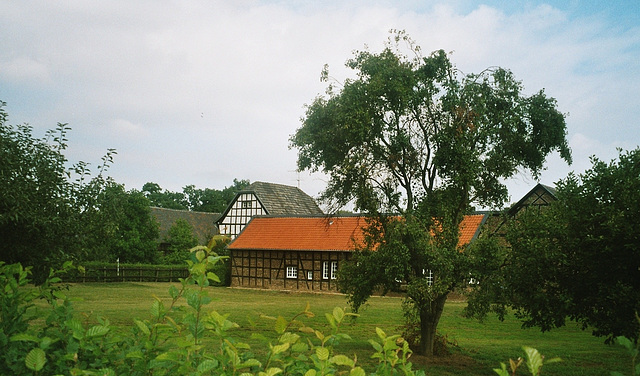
[[228, 214, 487, 292], [217, 181, 323, 239]]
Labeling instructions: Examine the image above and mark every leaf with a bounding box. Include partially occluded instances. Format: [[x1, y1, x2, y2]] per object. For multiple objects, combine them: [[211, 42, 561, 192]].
[[25, 348, 46, 372], [330, 354, 354, 367], [237, 358, 262, 369], [332, 307, 345, 323], [375, 327, 386, 340], [259, 367, 283, 376], [97, 368, 116, 376], [134, 319, 150, 336], [493, 362, 509, 376], [86, 325, 110, 338], [299, 326, 315, 334], [316, 346, 330, 361], [523, 347, 543, 376], [10, 333, 40, 342], [150, 298, 163, 319], [325, 312, 336, 328], [197, 359, 219, 372], [350, 367, 366, 376], [279, 332, 300, 344], [369, 339, 383, 352], [304, 369, 317, 376], [207, 271, 221, 283], [275, 315, 288, 334], [126, 351, 144, 359], [168, 285, 180, 299], [271, 342, 290, 355]]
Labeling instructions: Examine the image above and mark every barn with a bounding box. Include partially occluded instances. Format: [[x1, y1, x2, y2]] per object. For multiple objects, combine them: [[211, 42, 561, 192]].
[[227, 214, 487, 292], [217, 181, 323, 239]]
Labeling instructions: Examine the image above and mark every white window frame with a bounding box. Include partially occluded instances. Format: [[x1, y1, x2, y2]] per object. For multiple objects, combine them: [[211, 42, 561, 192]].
[[286, 266, 297, 279], [322, 261, 330, 280], [330, 261, 338, 280], [425, 269, 433, 286], [307, 271, 313, 280], [323, 261, 338, 280]]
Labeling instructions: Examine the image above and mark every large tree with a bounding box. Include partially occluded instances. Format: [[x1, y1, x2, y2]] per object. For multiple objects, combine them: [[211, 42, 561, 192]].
[[290, 31, 571, 355], [468, 148, 640, 342]]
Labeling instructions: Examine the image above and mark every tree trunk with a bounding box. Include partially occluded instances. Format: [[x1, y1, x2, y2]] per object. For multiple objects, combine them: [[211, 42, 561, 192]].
[[417, 293, 448, 356]]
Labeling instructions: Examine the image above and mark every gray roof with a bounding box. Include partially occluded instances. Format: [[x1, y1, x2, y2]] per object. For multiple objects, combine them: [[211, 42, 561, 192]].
[[150, 207, 221, 244], [245, 181, 323, 215]]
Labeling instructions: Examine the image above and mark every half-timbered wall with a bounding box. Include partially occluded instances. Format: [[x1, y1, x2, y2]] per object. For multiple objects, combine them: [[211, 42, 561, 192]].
[[230, 250, 350, 291], [219, 193, 266, 238]]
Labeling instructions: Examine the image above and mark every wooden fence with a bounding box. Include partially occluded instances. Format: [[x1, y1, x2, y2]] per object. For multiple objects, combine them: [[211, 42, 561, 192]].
[[72, 266, 189, 283]]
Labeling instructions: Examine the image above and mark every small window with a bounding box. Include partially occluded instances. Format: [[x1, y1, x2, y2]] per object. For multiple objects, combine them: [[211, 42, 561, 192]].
[[307, 271, 313, 280], [322, 261, 329, 279], [425, 269, 434, 286], [241, 200, 252, 209], [286, 266, 297, 279]]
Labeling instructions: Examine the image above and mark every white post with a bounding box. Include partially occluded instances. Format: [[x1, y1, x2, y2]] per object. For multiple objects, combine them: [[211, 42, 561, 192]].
[[117, 258, 120, 276]]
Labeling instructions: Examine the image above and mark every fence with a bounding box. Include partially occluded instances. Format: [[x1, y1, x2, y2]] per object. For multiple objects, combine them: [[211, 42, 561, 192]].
[[72, 266, 190, 283]]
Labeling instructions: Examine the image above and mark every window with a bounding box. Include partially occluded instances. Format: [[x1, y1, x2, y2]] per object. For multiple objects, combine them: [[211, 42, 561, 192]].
[[323, 261, 338, 280], [307, 271, 313, 280], [241, 200, 252, 209], [286, 266, 297, 279], [425, 269, 433, 286], [331, 261, 338, 279]]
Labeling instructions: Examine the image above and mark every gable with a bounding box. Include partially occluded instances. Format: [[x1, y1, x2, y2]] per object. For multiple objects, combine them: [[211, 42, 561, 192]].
[[217, 181, 323, 239], [507, 183, 557, 216], [218, 192, 268, 238]]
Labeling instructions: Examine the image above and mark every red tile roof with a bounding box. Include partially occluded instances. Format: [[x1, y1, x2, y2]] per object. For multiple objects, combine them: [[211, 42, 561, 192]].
[[228, 214, 486, 251]]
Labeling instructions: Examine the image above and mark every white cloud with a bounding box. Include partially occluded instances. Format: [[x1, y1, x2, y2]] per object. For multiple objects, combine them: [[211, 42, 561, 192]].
[[1, 0, 638, 204]]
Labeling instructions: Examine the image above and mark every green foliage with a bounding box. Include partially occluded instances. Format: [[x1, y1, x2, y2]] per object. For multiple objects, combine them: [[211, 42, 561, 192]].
[[469, 148, 640, 343], [143, 178, 249, 213], [82, 183, 160, 263], [291, 31, 571, 355], [0, 246, 426, 375], [161, 218, 199, 264], [493, 347, 561, 376], [611, 330, 640, 376]]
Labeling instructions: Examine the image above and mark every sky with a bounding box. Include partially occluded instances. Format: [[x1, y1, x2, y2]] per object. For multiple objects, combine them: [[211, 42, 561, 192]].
[[1, 0, 639, 211]]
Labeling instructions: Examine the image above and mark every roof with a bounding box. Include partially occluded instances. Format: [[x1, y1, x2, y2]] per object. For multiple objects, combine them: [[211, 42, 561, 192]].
[[150, 207, 221, 244], [228, 214, 487, 252], [245, 181, 324, 216]]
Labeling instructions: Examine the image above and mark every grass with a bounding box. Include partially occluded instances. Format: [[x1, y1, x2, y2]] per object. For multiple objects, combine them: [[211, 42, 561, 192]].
[[57, 282, 630, 375]]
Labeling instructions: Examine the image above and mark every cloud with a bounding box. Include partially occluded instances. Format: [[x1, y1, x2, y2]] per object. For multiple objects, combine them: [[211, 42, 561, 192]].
[[0, 1, 638, 206]]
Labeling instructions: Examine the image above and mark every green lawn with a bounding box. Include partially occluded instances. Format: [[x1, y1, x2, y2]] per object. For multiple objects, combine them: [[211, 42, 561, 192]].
[[59, 282, 629, 375]]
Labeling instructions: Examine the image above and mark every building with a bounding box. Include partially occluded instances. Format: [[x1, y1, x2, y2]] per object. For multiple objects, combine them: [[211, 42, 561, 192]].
[[149, 207, 221, 250], [227, 214, 487, 292], [216, 181, 323, 239]]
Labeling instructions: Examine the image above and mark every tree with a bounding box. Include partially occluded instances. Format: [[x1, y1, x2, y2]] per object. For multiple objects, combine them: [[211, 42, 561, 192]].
[[468, 148, 640, 342], [142, 182, 188, 210], [161, 219, 199, 264], [0, 101, 117, 280], [143, 179, 250, 213], [81, 183, 159, 263], [290, 31, 571, 355]]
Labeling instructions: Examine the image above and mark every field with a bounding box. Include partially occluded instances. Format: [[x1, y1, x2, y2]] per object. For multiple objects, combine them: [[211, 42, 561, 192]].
[[59, 282, 629, 375]]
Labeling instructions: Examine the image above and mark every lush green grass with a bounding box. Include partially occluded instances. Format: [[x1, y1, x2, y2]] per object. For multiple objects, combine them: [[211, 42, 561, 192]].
[[58, 283, 629, 375]]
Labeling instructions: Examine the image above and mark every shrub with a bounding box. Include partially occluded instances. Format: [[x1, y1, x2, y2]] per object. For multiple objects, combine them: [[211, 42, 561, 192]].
[[0, 243, 424, 375]]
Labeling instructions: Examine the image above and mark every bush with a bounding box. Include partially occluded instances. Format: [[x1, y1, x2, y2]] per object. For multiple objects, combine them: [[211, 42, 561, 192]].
[[0, 246, 424, 375]]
